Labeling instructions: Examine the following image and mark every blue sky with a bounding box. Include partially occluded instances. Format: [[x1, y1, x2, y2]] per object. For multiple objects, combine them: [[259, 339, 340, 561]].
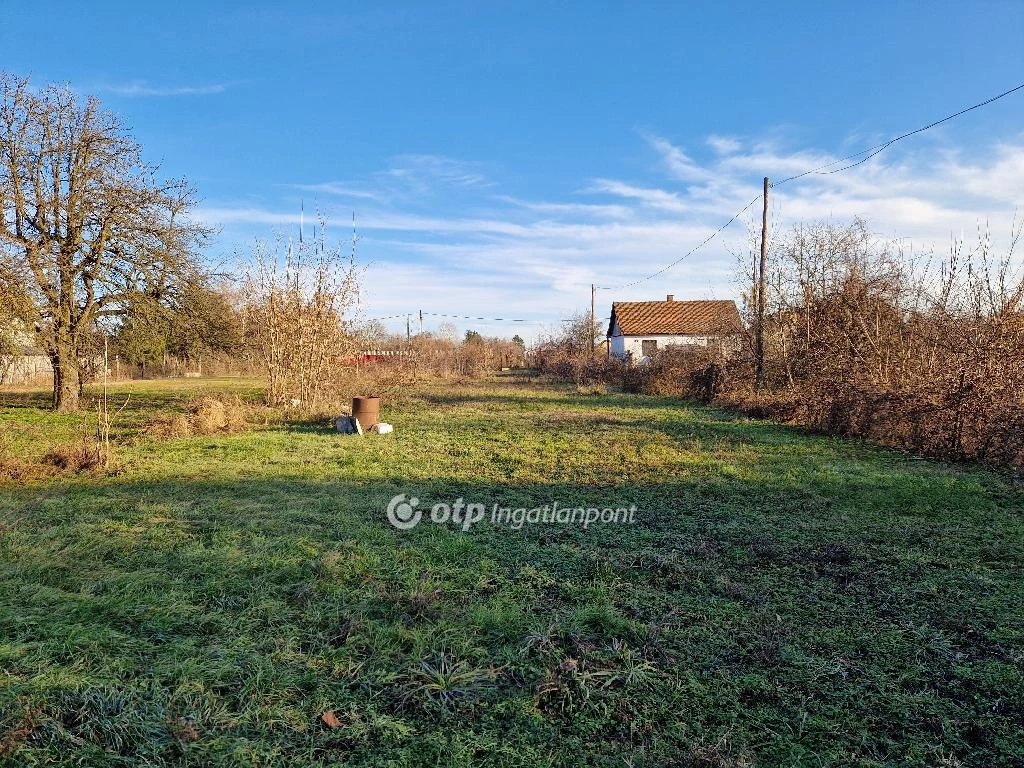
[[5, 1, 1024, 339]]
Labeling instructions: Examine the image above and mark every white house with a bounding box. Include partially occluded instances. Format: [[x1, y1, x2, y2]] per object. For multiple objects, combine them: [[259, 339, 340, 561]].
[[607, 295, 743, 361]]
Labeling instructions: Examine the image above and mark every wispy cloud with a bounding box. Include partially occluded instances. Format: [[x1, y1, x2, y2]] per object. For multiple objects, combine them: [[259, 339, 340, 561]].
[[494, 195, 632, 219], [641, 130, 713, 182], [290, 182, 385, 201], [706, 135, 741, 155], [203, 135, 1024, 340], [382, 154, 491, 193], [96, 80, 228, 97], [585, 179, 689, 213], [287, 154, 490, 209]]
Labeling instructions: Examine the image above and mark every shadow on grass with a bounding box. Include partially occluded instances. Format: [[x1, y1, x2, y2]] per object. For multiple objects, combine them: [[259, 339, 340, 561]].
[[1, 464, 1022, 766], [0, 380, 266, 414], [412, 387, 882, 456]]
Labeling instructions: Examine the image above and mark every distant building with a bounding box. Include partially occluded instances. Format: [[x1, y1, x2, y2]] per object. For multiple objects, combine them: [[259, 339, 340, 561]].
[[607, 295, 743, 361], [0, 327, 53, 385]]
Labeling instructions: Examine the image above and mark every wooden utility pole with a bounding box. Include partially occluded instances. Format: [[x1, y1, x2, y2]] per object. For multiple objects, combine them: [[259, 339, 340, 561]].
[[418, 309, 423, 336], [590, 283, 596, 357], [754, 176, 769, 391], [406, 314, 411, 343]]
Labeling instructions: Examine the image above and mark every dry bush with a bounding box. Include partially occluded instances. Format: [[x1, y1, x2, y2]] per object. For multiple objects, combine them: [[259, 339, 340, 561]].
[[0, 406, 117, 481], [330, 329, 527, 402], [533, 310, 614, 385], [576, 382, 607, 396], [622, 345, 732, 401], [535, 345, 628, 387], [606, 218, 1024, 468], [242, 220, 360, 409], [0, 452, 44, 482], [146, 394, 254, 439], [411, 332, 524, 378], [727, 218, 1024, 467], [164, 414, 193, 438], [190, 395, 249, 434], [40, 441, 104, 472], [0, 439, 108, 481], [332, 364, 416, 405]]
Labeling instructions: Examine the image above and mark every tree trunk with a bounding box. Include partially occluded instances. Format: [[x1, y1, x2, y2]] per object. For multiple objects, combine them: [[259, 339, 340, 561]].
[[51, 347, 81, 412]]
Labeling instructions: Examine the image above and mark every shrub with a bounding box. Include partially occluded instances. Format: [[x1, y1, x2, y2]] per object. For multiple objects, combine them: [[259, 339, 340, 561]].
[[40, 441, 103, 472], [728, 218, 1024, 468], [621, 345, 731, 401], [146, 394, 253, 439]]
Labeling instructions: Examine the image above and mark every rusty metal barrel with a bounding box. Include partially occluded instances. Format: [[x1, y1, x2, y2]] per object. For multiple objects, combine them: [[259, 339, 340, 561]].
[[351, 396, 380, 429]]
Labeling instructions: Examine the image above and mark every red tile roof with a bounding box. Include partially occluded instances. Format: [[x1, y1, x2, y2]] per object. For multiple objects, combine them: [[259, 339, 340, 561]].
[[608, 299, 742, 336]]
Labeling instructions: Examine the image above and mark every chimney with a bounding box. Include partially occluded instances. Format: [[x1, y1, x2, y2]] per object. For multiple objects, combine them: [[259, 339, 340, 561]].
[[666, 294, 674, 302]]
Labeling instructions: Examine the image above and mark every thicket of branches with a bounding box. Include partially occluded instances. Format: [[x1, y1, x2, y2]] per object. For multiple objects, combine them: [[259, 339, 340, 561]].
[[350, 324, 526, 380], [241, 226, 359, 409], [533, 311, 619, 384], [741, 218, 1024, 466], [626, 217, 1024, 467]]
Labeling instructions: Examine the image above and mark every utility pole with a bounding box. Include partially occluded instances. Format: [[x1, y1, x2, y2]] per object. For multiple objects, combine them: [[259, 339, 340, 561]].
[[755, 176, 769, 391], [590, 283, 596, 357], [406, 314, 411, 344], [419, 309, 423, 336]]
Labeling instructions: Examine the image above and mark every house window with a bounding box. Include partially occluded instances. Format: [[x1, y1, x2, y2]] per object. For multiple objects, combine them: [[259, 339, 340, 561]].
[[641, 339, 658, 357]]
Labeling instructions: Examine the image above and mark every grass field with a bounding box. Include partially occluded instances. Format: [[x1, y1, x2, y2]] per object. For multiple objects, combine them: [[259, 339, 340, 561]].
[[1, 377, 1022, 767]]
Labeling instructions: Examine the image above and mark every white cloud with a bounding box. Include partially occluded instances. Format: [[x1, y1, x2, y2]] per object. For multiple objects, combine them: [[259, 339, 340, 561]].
[[494, 195, 632, 219], [205, 134, 1024, 341], [642, 131, 712, 182], [289, 182, 384, 201], [586, 179, 689, 213], [96, 81, 228, 97], [286, 154, 491, 210], [706, 135, 742, 154], [383, 154, 490, 191]]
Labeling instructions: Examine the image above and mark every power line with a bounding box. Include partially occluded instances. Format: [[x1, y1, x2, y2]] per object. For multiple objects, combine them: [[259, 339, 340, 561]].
[[362, 311, 611, 329], [595, 193, 763, 291], [594, 79, 1024, 294], [422, 311, 534, 323], [773, 80, 1024, 187], [361, 84, 1024, 314], [362, 311, 550, 324]]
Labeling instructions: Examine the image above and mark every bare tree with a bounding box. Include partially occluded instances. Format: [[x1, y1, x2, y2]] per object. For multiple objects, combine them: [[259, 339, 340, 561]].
[[0, 74, 207, 410], [533, 310, 603, 382]]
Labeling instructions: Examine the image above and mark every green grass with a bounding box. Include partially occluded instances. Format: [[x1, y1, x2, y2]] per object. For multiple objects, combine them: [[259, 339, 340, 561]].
[[0, 377, 265, 462], [1, 377, 1022, 766]]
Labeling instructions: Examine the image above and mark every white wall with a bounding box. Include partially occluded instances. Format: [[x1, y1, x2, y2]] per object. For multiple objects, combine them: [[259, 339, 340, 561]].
[[609, 334, 713, 360], [0, 355, 53, 385], [610, 333, 627, 357]]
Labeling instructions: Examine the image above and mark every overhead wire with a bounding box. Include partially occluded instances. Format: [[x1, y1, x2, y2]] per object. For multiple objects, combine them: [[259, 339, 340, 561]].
[[773, 80, 1024, 186], [595, 193, 763, 291], [594, 79, 1024, 292]]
